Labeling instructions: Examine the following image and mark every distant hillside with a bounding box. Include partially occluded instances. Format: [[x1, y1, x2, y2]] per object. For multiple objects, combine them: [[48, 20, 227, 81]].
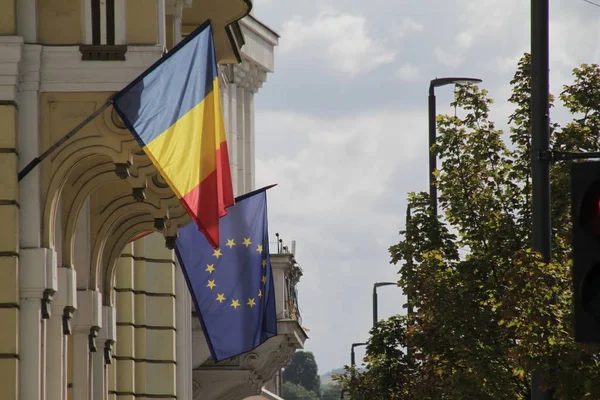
[[320, 367, 346, 386]]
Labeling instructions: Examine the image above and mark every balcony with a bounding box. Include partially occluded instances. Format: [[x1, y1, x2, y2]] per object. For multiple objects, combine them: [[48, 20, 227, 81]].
[[191, 236, 307, 400]]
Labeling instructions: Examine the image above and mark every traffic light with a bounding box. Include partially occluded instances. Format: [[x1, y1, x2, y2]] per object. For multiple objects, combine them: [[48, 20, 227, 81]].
[[571, 161, 600, 343]]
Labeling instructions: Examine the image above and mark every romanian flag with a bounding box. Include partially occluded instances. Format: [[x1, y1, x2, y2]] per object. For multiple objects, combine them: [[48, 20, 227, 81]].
[[112, 21, 234, 248]]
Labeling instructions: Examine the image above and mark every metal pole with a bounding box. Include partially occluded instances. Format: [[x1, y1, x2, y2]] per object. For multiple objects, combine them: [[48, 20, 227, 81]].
[[428, 88, 438, 215], [406, 205, 414, 360], [351, 347, 356, 367], [531, 0, 553, 398], [18, 100, 113, 181], [372, 287, 378, 328]]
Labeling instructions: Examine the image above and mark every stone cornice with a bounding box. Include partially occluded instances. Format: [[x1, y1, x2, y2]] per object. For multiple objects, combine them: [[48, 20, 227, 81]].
[[34, 45, 163, 92], [0, 36, 23, 101]]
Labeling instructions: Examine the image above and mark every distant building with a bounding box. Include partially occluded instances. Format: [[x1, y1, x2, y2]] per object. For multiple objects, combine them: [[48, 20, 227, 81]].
[[0, 0, 306, 399]]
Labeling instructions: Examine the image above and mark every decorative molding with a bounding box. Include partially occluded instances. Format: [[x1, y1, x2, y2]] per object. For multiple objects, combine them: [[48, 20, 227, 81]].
[[38, 45, 164, 92], [192, 332, 302, 399], [79, 45, 128, 61], [0, 36, 24, 101], [232, 63, 266, 94], [18, 44, 41, 93]]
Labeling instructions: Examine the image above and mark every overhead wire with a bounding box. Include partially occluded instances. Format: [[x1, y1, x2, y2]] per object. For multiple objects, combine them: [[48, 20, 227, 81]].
[[583, 0, 600, 8]]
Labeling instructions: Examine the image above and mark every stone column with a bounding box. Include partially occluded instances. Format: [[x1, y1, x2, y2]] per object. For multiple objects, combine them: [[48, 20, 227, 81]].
[[244, 88, 255, 191], [47, 267, 77, 400], [20, 248, 57, 400], [227, 68, 239, 194], [236, 82, 246, 194], [157, 0, 166, 48], [72, 290, 102, 400], [93, 306, 116, 400]]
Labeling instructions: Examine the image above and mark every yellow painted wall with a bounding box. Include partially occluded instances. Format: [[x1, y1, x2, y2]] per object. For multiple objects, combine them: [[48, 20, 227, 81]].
[[0, 0, 16, 35], [38, 0, 82, 44], [126, 0, 157, 44], [165, 16, 175, 50], [0, 103, 19, 399]]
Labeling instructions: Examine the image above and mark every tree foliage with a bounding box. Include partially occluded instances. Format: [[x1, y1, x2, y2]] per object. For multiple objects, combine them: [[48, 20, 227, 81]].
[[336, 55, 600, 399], [284, 351, 321, 395], [321, 383, 343, 400], [282, 382, 319, 400]]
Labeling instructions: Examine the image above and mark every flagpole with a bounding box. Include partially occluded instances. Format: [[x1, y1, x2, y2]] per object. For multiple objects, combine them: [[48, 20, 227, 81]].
[[18, 99, 113, 181]]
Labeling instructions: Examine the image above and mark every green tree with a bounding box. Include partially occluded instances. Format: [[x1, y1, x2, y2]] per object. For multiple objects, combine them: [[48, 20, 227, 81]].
[[283, 351, 321, 395], [321, 383, 343, 400], [337, 55, 600, 399], [283, 382, 319, 400]]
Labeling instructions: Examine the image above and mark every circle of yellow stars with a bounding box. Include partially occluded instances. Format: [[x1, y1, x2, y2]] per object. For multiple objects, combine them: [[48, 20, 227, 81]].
[[204, 237, 269, 310]]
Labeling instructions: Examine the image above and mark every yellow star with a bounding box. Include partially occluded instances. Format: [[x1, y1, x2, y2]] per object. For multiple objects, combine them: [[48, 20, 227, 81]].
[[262, 259, 267, 268], [207, 279, 216, 290], [226, 238, 235, 248], [216, 293, 226, 303], [242, 237, 252, 247], [258, 289, 262, 298], [247, 298, 256, 308], [213, 249, 222, 259], [206, 264, 215, 274], [261, 275, 267, 284], [256, 244, 263, 254], [230, 299, 240, 309]]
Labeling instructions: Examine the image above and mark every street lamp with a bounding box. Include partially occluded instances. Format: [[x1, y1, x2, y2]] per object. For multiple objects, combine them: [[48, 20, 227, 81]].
[[429, 77, 483, 216], [373, 282, 397, 327], [350, 342, 368, 367]]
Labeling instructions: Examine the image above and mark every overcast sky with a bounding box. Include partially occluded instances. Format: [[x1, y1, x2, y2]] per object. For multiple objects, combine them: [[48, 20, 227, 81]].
[[252, 0, 600, 374]]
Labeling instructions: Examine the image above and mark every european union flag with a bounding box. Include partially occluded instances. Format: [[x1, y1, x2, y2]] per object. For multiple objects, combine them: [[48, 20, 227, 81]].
[[175, 187, 277, 362]]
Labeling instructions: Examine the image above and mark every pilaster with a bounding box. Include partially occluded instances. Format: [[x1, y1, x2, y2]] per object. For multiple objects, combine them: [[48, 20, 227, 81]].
[[17, 43, 41, 249], [226, 68, 239, 195], [0, 91, 19, 400], [16, 0, 36, 42], [114, 246, 136, 400], [93, 306, 116, 400], [141, 233, 177, 399], [175, 262, 192, 400], [47, 267, 77, 400], [20, 247, 57, 400], [133, 239, 148, 397], [165, 0, 184, 50], [235, 82, 246, 194], [244, 89, 255, 191], [72, 290, 102, 400]]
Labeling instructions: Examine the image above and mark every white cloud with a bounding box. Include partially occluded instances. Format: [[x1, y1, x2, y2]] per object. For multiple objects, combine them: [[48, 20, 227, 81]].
[[279, 9, 397, 78], [255, 109, 426, 369], [395, 63, 421, 82], [434, 46, 464, 67], [456, 31, 473, 49], [395, 17, 425, 39]]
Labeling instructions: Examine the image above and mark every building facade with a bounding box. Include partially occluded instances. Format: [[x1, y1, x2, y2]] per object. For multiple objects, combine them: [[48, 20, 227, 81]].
[[0, 0, 306, 399]]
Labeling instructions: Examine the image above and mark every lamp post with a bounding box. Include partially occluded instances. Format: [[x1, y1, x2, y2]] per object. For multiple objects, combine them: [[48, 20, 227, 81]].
[[429, 77, 482, 216], [372, 282, 397, 327], [350, 342, 368, 367]]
